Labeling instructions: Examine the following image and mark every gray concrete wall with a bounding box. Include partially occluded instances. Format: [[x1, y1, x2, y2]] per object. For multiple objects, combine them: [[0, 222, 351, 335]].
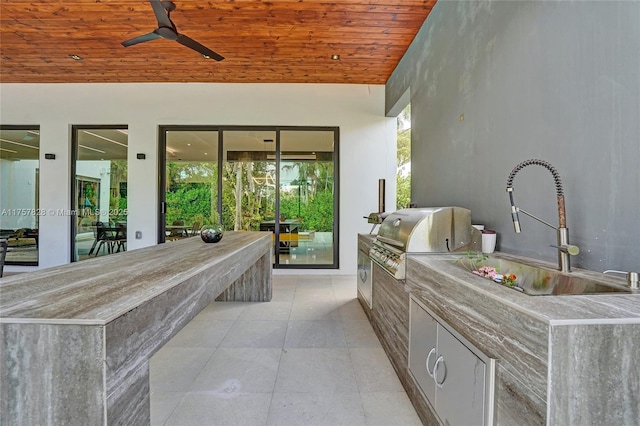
[[386, 0, 640, 272]]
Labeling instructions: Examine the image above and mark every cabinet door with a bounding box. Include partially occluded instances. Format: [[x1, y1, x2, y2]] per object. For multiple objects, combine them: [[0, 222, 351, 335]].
[[409, 298, 438, 406], [435, 326, 487, 426]]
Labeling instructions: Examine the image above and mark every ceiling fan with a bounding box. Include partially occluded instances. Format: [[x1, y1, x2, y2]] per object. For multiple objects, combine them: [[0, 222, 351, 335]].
[[121, 0, 224, 61]]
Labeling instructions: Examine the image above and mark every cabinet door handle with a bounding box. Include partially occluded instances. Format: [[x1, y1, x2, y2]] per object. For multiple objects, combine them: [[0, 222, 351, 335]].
[[433, 356, 447, 388], [426, 348, 437, 378]]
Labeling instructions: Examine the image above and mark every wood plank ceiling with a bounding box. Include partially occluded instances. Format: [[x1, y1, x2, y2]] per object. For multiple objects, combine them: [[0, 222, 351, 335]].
[[0, 0, 437, 84]]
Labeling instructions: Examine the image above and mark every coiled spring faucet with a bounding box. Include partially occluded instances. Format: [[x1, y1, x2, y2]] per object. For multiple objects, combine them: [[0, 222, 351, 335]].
[[506, 159, 579, 272]]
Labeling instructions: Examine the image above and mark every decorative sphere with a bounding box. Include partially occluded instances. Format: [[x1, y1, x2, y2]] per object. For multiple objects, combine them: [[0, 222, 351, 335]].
[[200, 225, 224, 243]]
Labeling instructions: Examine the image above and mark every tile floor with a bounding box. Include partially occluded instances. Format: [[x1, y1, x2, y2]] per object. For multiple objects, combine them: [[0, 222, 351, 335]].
[[150, 274, 422, 426]]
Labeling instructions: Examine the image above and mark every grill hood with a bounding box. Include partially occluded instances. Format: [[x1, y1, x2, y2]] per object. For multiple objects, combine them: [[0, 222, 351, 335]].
[[375, 207, 474, 253]]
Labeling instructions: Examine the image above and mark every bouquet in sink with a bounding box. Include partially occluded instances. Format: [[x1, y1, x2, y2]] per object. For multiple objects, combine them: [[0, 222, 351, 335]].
[[455, 251, 518, 287]]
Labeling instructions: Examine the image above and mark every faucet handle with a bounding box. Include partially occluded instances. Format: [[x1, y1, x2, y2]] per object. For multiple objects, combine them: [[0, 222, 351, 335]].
[[550, 244, 580, 256], [604, 270, 639, 289]]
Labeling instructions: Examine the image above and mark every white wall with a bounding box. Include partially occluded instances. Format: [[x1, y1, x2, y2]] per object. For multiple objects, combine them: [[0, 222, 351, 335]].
[[0, 83, 397, 273]]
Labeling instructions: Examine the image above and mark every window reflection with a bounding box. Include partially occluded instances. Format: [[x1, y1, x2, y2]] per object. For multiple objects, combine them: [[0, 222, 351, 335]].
[[72, 127, 128, 261], [0, 127, 40, 265], [164, 130, 219, 241]]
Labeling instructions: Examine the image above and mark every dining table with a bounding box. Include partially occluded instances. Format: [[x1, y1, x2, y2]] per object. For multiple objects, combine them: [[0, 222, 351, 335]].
[[165, 224, 191, 238]]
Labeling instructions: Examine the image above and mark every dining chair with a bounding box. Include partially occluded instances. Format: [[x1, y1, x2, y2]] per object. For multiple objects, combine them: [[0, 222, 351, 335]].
[[87, 222, 99, 256], [0, 239, 8, 278], [189, 221, 201, 237], [93, 222, 114, 256], [113, 223, 127, 252]]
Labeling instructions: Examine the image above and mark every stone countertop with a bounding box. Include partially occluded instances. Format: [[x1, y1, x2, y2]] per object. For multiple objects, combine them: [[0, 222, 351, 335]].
[[357, 233, 376, 248], [358, 233, 376, 240], [0, 231, 271, 323], [408, 252, 640, 323]]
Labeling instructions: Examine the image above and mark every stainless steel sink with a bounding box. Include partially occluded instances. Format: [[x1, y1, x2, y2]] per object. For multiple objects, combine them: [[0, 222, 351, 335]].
[[454, 255, 632, 296]]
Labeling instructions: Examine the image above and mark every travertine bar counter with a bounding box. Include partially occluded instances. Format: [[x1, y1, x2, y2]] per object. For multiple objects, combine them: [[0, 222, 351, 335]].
[[0, 231, 272, 425]]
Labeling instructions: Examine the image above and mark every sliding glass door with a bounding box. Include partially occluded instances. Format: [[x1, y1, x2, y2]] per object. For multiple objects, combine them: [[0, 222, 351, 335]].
[[159, 126, 338, 269], [222, 130, 276, 232], [278, 130, 336, 266], [71, 126, 128, 261], [161, 129, 219, 242]]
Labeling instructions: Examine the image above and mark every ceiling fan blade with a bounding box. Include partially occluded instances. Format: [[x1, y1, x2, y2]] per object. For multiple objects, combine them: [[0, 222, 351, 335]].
[[121, 32, 161, 47], [150, 0, 174, 29], [176, 34, 225, 61]]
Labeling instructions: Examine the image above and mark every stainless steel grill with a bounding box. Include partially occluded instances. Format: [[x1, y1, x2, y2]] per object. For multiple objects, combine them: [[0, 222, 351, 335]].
[[370, 207, 480, 279]]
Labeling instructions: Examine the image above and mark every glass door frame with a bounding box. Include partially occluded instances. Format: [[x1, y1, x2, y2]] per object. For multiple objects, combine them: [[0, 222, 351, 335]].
[[158, 125, 340, 269]]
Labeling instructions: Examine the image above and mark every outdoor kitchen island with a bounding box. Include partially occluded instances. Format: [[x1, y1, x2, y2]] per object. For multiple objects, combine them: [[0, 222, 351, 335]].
[[0, 231, 272, 425], [365, 250, 640, 425]]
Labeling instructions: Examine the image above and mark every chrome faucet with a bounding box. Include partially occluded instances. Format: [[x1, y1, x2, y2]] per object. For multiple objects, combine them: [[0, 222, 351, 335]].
[[603, 270, 639, 289], [506, 159, 579, 272]]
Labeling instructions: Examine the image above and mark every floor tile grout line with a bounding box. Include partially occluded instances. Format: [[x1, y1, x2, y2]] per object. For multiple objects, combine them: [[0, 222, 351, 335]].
[[264, 346, 286, 426], [160, 391, 188, 426], [177, 303, 244, 397], [267, 276, 301, 425], [340, 339, 370, 424], [180, 329, 226, 394]]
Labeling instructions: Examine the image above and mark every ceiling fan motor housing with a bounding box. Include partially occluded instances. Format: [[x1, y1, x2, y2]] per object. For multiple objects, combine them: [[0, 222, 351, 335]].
[[156, 27, 178, 40]]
